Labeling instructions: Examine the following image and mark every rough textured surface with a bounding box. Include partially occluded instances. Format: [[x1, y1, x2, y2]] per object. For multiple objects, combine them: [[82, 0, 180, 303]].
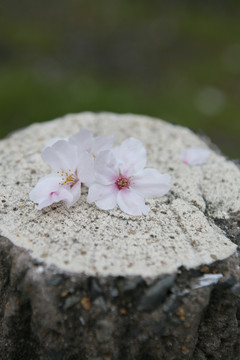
[[0, 113, 240, 360], [0, 112, 239, 276], [0, 228, 240, 360]]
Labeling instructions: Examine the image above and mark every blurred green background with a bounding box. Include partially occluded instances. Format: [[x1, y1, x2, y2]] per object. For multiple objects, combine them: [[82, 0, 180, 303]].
[[0, 0, 239, 157]]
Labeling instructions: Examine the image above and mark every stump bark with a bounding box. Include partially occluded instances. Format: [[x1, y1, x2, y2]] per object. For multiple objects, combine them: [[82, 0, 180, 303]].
[[0, 112, 240, 360]]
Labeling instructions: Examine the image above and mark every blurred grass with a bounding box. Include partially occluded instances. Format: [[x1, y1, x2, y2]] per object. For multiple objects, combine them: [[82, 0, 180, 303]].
[[0, 1, 239, 157]]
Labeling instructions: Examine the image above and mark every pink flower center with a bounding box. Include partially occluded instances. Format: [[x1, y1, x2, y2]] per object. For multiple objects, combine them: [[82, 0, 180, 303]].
[[115, 175, 131, 190], [58, 169, 79, 188]]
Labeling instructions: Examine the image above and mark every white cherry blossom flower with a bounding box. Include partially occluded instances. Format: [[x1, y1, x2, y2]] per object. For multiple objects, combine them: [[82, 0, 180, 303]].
[[69, 129, 114, 158], [43, 129, 114, 159], [181, 146, 211, 166], [87, 138, 171, 216], [30, 140, 94, 209], [29, 174, 74, 210]]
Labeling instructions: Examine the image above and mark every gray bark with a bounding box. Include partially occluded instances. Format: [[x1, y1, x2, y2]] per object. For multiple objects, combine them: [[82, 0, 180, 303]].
[[0, 210, 239, 360]]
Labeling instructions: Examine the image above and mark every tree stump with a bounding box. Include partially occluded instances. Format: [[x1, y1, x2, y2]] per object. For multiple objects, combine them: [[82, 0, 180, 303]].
[[0, 112, 240, 360]]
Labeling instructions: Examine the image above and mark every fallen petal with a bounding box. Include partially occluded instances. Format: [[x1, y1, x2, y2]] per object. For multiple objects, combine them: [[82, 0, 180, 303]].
[[193, 274, 223, 289], [181, 146, 211, 166]]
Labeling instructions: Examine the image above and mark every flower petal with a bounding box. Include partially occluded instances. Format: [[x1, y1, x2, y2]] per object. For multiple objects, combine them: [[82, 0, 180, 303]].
[[77, 151, 94, 184], [42, 140, 78, 171], [65, 183, 81, 207], [133, 169, 171, 198], [181, 146, 210, 166], [117, 189, 149, 216], [92, 134, 115, 156], [43, 137, 67, 150], [29, 174, 73, 209], [112, 137, 146, 174], [87, 183, 117, 210], [69, 129, 93, 152], [93, 151, 117, 185]]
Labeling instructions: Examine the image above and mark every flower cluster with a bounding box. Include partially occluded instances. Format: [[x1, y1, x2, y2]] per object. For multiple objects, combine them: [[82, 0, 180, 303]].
[[30, 129, 171, 216]]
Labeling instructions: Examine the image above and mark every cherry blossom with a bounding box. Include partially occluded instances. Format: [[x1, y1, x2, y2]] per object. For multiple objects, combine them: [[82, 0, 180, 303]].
[[181, 146, 210, 166], [29, 174, 74, 210], [43, 129, 114, 158], [30, 140, 94, 209], [87, 138, 171, 216], [69, 129, 114, 158]]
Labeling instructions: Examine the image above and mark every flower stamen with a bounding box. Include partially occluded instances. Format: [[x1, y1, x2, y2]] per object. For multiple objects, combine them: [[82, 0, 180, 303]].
[[58, 170, 79, 187], [115, 174, 131, 190]]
